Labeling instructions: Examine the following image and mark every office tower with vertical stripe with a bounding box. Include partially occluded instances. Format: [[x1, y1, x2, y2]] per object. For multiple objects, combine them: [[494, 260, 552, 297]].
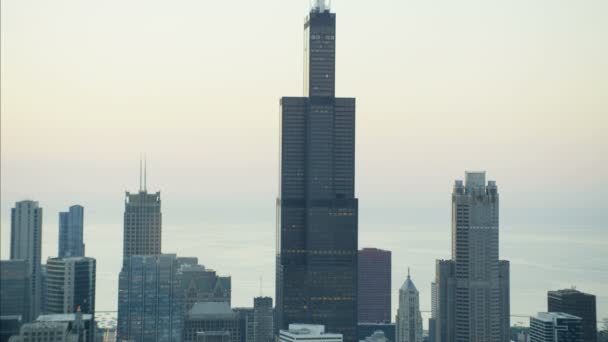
[[276, 2, 358, 341]]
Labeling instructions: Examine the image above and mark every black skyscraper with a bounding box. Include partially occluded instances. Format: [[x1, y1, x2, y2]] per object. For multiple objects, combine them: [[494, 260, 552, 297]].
[[276, 2, 358, 342], [548, 289, 597, 342]]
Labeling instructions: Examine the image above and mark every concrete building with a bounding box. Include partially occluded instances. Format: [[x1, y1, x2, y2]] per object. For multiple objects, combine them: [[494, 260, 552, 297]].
[[358, 248, 391, 323], [58, 206, 85, 258], [117, 254, 182, 342], [276, 3, 358, 341], [183, 302, 240, 342], [46, 257, 96, 317], [529, 312, 583, 342], [279, 325, 343, 342], [433, 172, 510, 342], [233, 308, 253, 342], [10, 201, 43, 322], [0, 261, 30, 323], [548, 289, 596, 342], [122, 166, 161, 261], [396, 270, 422, 342], [253, 298, 273, 342], [178, 260, 231, 314], [36, 311, 94, 342], [9, 321, 77, 342]]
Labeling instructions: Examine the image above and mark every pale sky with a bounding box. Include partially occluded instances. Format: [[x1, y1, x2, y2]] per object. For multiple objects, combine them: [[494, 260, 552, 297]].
[[1, 0, 607, 313]]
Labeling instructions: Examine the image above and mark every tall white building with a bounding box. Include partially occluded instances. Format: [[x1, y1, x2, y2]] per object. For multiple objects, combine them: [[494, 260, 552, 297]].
[[10, 200, 43, 322], [279, 325, 343, 342], [396, 270, 422, 342]]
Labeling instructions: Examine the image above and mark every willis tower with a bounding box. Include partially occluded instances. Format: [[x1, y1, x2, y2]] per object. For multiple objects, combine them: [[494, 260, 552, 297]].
[[276, 1, 358, 341]]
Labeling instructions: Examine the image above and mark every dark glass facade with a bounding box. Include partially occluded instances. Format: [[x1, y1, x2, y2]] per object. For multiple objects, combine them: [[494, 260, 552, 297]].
[[58, 205, 85, 258], [0, 260, 30, 321], [123, 191, 162, 261], [358, 248, 391, 323], [547, 289, 597, 342], [276, 7, 358, 342], [117, 254, 182, 342]]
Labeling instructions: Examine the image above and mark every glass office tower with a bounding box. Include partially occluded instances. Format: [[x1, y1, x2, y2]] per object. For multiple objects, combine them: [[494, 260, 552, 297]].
[[276, 2, 358, 341]]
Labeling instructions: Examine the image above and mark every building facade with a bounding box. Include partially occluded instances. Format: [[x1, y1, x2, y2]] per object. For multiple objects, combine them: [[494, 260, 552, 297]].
[[279, 325, 342, 342], [123, 190, 161, 261], [357, 323, 395, 342], [10, 200, 43, 322], [358, 248, 391, 323], [432, 260, 455, 342], [395, 271, 422, 342], [183, 302, 240, 342], [11, 322, 74, 342], [46, 257, 96, 317], [58, 205, 85, 258], [529, 312, 583, 342], [36, 312, 94, 342], [253, 297, 273, 342], [0, 260, 30, 322], [434, 172, 510, 342], [547, 289, 596, 342], [117, 254, 182, 342], [276, 3, 358, 341], [178, 261, 231, 315]]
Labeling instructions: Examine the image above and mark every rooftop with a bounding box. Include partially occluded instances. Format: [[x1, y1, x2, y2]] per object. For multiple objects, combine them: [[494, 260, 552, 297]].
[[188, 302, 236, 319], [37, 314, 93, 322], [534, 312, 582, 322]]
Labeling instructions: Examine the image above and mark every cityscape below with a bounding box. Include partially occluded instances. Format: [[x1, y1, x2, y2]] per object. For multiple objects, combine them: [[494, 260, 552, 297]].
[[1, 2, 606, 342]]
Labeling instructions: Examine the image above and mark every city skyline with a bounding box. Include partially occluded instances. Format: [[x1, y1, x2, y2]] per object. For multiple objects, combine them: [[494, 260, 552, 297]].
[[1, 0, 607, 333]]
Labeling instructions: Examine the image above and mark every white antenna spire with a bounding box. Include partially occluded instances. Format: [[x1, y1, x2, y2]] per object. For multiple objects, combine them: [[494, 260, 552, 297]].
[[139, 156, 143, 191], [144, 156, 147, 192]]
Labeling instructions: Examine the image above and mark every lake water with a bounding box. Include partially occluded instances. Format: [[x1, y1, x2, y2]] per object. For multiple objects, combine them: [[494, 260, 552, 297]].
[[2, 219, 607, 328]]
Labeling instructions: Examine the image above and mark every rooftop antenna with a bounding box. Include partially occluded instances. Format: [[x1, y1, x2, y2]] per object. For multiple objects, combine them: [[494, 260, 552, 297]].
[[139, 155, 143, 191], [144, 155, 148, 192], [408, 267, 411, 279], [312, 0, 330, 12]]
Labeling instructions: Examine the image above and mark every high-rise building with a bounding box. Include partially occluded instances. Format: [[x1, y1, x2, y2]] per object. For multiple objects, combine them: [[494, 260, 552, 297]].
[[117, 254, 182, 342], [0, 316, 22, 342], [183, 302, 241, 342], [177, 260, 231, 315], [46, 257, 96, 319], [0, 260, 30, 322], [357, 323, 395, 342], [58, 205, 85, 258], [40, 265, 48, 315], [234, 308, 254, 342], [253, 297, 273, 342], [276, 2, 358, 341], [529, 312, 583, 342], [395, 270, 422, 342], [432, 260, 455, 342], [547, 289, 597, 342], [358, 248, 391, 323], [279, 324, 343, 342], [122, 166, 161, 260], [10, 200, 43, 322], [433, 172, 510, 342]]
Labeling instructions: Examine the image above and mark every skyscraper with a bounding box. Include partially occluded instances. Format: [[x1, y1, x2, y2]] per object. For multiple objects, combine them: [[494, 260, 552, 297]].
[[10, 200, 43, 322], [432, 260, 455, 342], [529, 312, 583, 342], [253, 297, 274, 342], [123, 165, 162, 260], [358, 248, 391, 323], [117, 254, 182, 342], [395, 270, 422, 342], [0, 260, 30, 321], [46, 257, 96, 317], [58, 205, 85, 258], [183, 302, 241, 342], [276, 2, 358, 341], [433, 172, 510, 342], [547, 289, 597, 342]]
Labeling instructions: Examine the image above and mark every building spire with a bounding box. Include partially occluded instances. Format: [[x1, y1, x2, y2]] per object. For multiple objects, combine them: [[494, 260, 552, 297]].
[[139, 156, 143, 191], [408, 267, 411, 279], [144, 156, 147, 192]]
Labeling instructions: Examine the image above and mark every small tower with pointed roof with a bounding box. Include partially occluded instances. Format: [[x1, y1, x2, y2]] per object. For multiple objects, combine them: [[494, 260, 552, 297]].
[[396, 268, 423, 342]]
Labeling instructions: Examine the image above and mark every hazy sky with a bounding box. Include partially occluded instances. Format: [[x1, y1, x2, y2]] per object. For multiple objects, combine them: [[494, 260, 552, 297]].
[[1, 0, 607, 311]]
